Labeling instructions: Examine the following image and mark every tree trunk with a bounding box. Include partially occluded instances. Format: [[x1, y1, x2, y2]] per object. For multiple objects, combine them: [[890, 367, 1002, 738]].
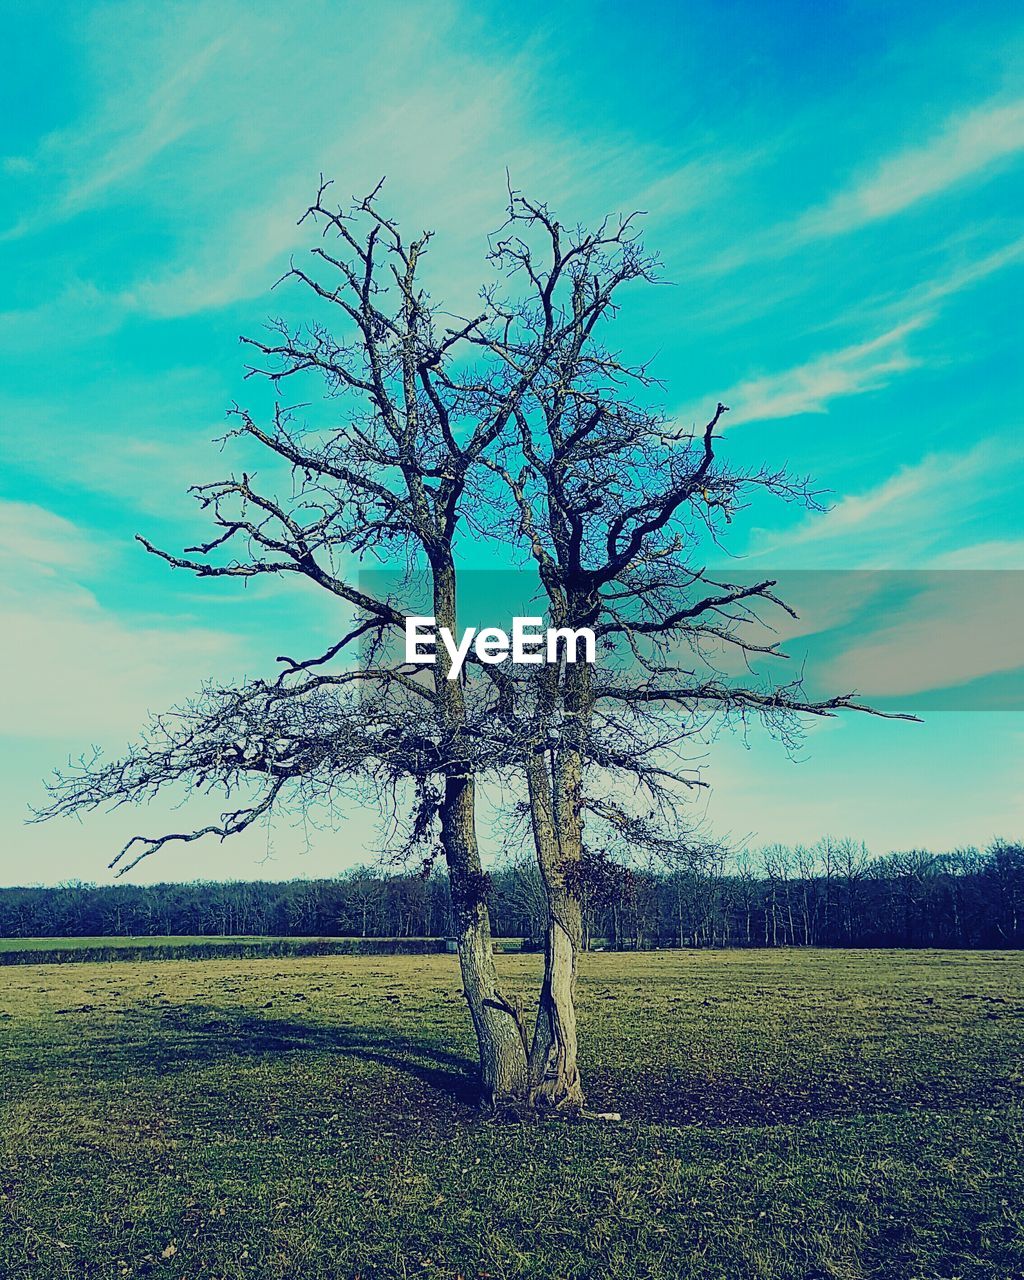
[[525, 745, 585, 1112], [431, 559, 527, 1110], [441, 772, 529, 1110]]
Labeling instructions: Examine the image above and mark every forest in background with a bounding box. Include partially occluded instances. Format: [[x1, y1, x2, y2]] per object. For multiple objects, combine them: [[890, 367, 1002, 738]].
[[1, 839, 1021, 950]]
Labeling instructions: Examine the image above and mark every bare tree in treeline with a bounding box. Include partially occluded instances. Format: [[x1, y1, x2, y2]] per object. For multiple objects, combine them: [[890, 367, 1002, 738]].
[[36, 181, 912, 1115], [501, 839, 1023, 950]]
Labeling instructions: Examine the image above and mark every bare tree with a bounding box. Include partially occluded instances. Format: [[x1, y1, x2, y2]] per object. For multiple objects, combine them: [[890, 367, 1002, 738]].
[[342, 866, 386, 937], [36, 180, 547, 1109], [833, 838, 871, 944], [733, 850, 760, 947], [36, 180, 915, 1119], [496, 856, 548, 949], [469, 189, 916, 1110]]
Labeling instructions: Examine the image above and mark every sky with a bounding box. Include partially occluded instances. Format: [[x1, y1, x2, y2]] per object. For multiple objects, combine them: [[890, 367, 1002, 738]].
[[1, 0, 1022, 886]]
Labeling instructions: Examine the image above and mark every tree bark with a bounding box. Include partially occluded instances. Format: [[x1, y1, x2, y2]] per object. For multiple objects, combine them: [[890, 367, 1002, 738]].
[[525, 745, 585, 1112], [441, 771, 529, 1110], [432, 560, 528, 1110]]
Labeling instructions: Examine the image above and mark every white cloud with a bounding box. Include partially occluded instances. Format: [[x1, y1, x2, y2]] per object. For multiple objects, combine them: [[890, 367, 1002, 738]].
[[3, 1, 742, 328], [798, 98, 1024, 240], [749, 437, 1023, 568], [2, 26, 236, 241], [688, 226, 1024, 431], [913, 234, 1024, 307], [700, 97, 1024, 278], [0, 279, 132, 352], [126, 74, 735, 320], [768, 458, 941, 551], [0, 501, 99, 575], [930, 539, 1024, 570], [0, 374, 221, 515], [716, 318, 926, 426], [2, 156, 35, 176], [0, 500, 240, 739], [57, 36, 229, 218], [824, 573, 1024, 697]]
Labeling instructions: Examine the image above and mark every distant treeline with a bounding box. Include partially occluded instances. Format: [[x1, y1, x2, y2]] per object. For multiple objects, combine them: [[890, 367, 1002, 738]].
[[1, 839, 1021, 949]]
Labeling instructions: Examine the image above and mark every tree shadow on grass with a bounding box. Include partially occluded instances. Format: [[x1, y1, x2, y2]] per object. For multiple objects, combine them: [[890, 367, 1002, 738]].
[[71, 1004, 483, 1119], [41, 1002, 1021, 1132]]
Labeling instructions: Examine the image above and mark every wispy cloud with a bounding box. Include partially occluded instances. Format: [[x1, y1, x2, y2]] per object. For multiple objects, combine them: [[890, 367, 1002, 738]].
[[0, 499, 240, 739], [0, 501, 101, 576], [796, 97, 1024, 241], [0, 278, 131, 352], [930, 539, 1024, 570], [2, 2, 743, 329], [125, 86, 738, 321], [750, 437, 1023, 568], [702, 95, 1024, 278], [0, 365, 229, 518], [715, 319, 925, 426], [911, 233, 1024, 307], [2, 31, 233, 240], [824, 572, 1024, 698], [692, 221, 1024, 429]]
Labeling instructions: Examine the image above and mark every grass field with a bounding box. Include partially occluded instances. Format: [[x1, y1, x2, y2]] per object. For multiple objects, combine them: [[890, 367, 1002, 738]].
[[1, 949, 1022, 1279]]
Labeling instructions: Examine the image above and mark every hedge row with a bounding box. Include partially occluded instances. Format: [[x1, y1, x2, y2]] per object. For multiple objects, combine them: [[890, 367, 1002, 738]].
[[0, 937, 456, 966]]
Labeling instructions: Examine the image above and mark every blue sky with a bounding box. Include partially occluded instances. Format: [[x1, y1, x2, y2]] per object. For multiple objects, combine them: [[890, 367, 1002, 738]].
[[1, 0, 1022, 885]]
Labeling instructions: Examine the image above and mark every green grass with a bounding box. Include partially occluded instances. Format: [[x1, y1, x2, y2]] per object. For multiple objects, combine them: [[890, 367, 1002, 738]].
[[1, 949, 1022, 1279]]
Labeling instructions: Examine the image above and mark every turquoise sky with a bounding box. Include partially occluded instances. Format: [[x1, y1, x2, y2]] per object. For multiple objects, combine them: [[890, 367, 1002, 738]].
[[1, 0, 1022, 885]]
